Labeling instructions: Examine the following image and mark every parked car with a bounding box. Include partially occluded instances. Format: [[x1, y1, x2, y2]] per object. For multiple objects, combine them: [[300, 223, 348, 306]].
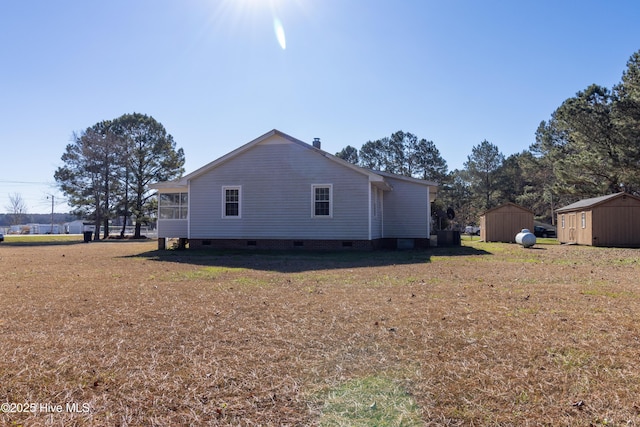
[[0, 231, 4, 242], [464, 225, 480, 235], [534, 225, 556, 238]]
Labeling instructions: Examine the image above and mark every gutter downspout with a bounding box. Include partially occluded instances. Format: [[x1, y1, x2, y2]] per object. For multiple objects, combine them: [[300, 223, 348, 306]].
[[368, 183, 372, 241], [187, 180, 191, 240], [426, 186, 431, 237]]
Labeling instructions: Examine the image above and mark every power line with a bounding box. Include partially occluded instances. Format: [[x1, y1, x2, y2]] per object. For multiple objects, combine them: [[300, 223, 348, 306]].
[[0, 180, 55, 185]]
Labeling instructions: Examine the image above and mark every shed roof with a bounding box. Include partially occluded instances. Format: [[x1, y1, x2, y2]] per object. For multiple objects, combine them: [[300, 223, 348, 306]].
[[480, 202, 534, 216], [555, 192, 640, 213]]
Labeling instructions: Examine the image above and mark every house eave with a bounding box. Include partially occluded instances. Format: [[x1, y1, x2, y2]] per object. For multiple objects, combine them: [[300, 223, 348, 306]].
[[371, 178, 393, 191], [149, 181, 187, 191]]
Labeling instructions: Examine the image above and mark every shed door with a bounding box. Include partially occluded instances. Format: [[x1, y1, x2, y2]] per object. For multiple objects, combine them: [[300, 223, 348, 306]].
[[567, 213, 577, 243]]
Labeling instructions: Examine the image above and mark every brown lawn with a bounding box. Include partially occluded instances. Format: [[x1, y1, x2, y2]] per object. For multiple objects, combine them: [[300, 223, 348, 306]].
[[1, 238, 639, 426]]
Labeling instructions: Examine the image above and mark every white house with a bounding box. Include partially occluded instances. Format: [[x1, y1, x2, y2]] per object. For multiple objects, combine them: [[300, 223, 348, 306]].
[[26, 223, 61, 234], [151, 129, 438, 250], [63, 220, 86, 234]]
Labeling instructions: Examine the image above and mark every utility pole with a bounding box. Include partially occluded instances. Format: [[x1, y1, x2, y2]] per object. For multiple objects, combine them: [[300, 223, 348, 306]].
[[47, 195, 54, 234]]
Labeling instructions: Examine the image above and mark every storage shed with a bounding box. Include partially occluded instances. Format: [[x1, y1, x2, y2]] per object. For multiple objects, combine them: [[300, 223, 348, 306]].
[[555, 192, 640, 247], [479, 203, 534, 243]]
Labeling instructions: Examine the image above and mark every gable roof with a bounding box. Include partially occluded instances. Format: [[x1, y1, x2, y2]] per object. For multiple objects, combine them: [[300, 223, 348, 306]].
[[480, 202, 534, 216], [151, 129, 438, 192], [556, 192, 640, 213]]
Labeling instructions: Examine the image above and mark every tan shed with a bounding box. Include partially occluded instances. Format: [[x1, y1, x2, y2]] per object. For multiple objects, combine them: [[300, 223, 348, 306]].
[[479, 202, 534, 243], [555, 192, 640, 247]]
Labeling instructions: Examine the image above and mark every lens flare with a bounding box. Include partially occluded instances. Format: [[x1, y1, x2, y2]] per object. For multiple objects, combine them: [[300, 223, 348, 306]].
[[273, 18, 286, 50]]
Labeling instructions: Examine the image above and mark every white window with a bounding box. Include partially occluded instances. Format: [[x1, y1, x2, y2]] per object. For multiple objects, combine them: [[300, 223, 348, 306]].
[[222, 186, 241, 218], [581, 212, 586, 228], [312, 184, 332, 218], [561, 215, 565, 229], [159, 192, 188, 219]]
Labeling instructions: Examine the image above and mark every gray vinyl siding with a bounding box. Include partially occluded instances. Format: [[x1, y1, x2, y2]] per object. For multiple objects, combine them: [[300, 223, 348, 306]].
[[382, 177, 429, 238], [157, 219, 188, 238], [189, 139, 370, 240]]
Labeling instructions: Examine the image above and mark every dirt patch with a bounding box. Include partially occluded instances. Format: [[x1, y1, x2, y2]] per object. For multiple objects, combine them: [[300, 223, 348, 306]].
[[1, 240, 639, 425]]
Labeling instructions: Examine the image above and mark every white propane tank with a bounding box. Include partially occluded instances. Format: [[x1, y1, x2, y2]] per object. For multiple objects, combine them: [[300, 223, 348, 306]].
[[516, 228, 536, 248]]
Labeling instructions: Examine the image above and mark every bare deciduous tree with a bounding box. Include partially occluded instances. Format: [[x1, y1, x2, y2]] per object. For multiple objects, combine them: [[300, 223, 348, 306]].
[[5, 193, 28, 225]]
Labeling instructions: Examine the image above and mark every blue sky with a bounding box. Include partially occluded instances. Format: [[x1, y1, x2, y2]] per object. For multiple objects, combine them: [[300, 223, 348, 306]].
[[1, 0, 639, 214]]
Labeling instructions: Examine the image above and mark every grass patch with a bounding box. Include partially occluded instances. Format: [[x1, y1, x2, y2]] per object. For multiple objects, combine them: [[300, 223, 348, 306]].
[[318, 376, 423, 426], [547, 347, 593, 370], [1, 234, 85, 245], [536, 237, 561, 245], [611, 256, 640, 266], [462, 240, 511, 254], [181, 266, 247, 280], [580, 288, 634, 299]]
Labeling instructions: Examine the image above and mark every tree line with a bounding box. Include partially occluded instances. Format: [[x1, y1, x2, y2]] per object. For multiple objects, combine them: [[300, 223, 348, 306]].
[[54, 50, 639, 236], [0, 212, 76, 228], [55, 113, 185, 240], [336, 50, 640, 229]]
